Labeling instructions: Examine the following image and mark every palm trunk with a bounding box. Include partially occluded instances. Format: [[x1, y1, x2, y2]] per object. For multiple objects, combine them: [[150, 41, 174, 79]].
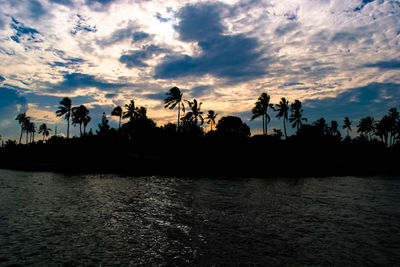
[[283, 118, 287, 139], [265, 115, 268, 136], [79, 123, 82, 137], [177, 103, 181, 132], [119, 115, 121, 129], [26, 132, 28, 144], [67, 117, 70, 138], [262, 115, 265, 135], [32, 132, 35, 143], [43, 134, 45, 141], [19, 128, 23, 144]]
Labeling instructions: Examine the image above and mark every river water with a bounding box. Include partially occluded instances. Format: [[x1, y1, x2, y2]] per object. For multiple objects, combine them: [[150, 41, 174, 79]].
[[0, 169, 399, 266]]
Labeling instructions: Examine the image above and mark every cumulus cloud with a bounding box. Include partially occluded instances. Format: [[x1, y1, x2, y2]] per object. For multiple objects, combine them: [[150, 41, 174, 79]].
[[48, 73, 128, 92], [155, 2, 267, 81], [71, 14, 97, 35], [10, 17, 42, 44], [364, 60, 400, 70], [119, 45, 169, 68]]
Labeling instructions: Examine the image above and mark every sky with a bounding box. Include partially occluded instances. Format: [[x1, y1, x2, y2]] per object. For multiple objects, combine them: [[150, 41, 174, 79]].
[[0, 0, 399, 139]]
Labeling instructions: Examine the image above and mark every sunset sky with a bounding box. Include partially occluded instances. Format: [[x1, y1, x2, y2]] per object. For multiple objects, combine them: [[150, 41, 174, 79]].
[[0, 0, 399, 139]]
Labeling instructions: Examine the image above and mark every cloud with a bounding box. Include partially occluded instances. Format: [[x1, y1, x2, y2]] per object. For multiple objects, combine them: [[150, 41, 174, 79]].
[[96, 22, 136, 47], [0, 87, 28, 120], [190, 85, 213, 98], [155, 2, 267, 81], [48, 57, 86, 68], [49, 73, 128, 92], [0, 75, 4, 83], [174, 2, 226, 42], [85, 0, 117, 11], [49, 0, 74, 6], [10, 17, 42, 44], [354, 0, 375, 12], [155, 34, 267, 80], [275, 22, 299, 36], [28, 0, 48, 20], [304, 82, 400, 121], [364, 60, 400, 70], [132, 32, 149, 42], [71, 14, 97, 35], [119, 45, 169, 68]]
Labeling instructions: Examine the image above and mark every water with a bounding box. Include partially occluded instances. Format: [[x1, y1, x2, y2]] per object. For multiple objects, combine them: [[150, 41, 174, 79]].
[[0, 169, 399, 266]]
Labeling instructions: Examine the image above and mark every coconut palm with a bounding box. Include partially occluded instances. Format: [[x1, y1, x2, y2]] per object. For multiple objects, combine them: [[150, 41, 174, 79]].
[[388, 108, 399, 146], [289, 99, 307, 132], [111, 106, 123, 129], [164, 87, 185, 131], [357, 116, 375, 140], [15, 112, 29, 144], [275, 97, 290, 139], [26, 121, 36, 143], [343, 117, 352, 137], [38, 123, 51, 141], [123, 100, 139, 121], [251, 93, 274, 135], [83, 116, 91, 135], [181, 99, 203, 126], [328, 120, 340, 137], [56, 97, 72, 138], [72, 105, 90, 137], [205, 110, 218, 131]]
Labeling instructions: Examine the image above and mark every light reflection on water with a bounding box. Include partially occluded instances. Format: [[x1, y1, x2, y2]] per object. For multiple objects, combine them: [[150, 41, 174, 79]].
[[0, 169, 399, 266]]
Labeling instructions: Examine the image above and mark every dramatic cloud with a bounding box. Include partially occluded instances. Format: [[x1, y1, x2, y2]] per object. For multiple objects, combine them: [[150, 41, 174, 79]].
[[71, 14, 97, 35], [364, 60, 400, 70], [49, 73, 128, 92], [0, 0, 399, 139], [304, 83, 400, 121], [120, 45, 169, 68], [155, 3, 267, 81], [10, 18, 42, 44]]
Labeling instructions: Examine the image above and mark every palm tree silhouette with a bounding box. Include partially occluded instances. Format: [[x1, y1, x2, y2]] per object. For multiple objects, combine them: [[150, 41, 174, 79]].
[[83, 116, 91, 135], [357, 116, 375, 140], [388, 108, 399, 146], [56, 97, 72, 138], [251, 93, 274, 135], [15, 112, 29, 144], [205, 110, 218, 131], [123, 100, 139, 121], [111, 106, 123, 129], [289, 99, 307, 132], [343, 117, 352, 137], [72, 105, 90, 137], [275, 98, 289, 139], [38, 123, 51, 141], [26, 121, 36, 143], [164, 87, 185, 131], [329, 120, 340, 137], [181, 99, 204, 126]]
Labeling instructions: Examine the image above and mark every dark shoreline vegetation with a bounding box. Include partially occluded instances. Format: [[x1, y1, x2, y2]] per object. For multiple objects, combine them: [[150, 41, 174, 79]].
[[1, 88, 399, 177]]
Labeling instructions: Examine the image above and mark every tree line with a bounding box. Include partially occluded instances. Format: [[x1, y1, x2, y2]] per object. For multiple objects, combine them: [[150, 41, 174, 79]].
[[8, 87, 400, 147]]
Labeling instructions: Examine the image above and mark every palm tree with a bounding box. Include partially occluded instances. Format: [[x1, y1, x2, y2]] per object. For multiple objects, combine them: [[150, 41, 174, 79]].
[[205, 110, 218, 131], [111, 106, 123, 129], [388, 108, 399, 146], [164, 87, 185, 131], [72, 105, 90, 137], [357, 116, 375, 140], [275, 97, 289, 139], [251, 93, 274, 135], [15, 112, 29, 144], [123, 100, 138, 121], [181, 99, 203, 126], [38, 123, 51, 141], [289, 99, 307, 132], [329, 120, 340, 137], [56, 97, 72, 138], [343, 117, 352, 137], [27, 121, 36, 143], [83, 116, 91, 135]]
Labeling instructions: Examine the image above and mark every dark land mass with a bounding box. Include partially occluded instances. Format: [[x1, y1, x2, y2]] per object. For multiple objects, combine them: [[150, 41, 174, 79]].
[[1, 129, 399, 178]]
